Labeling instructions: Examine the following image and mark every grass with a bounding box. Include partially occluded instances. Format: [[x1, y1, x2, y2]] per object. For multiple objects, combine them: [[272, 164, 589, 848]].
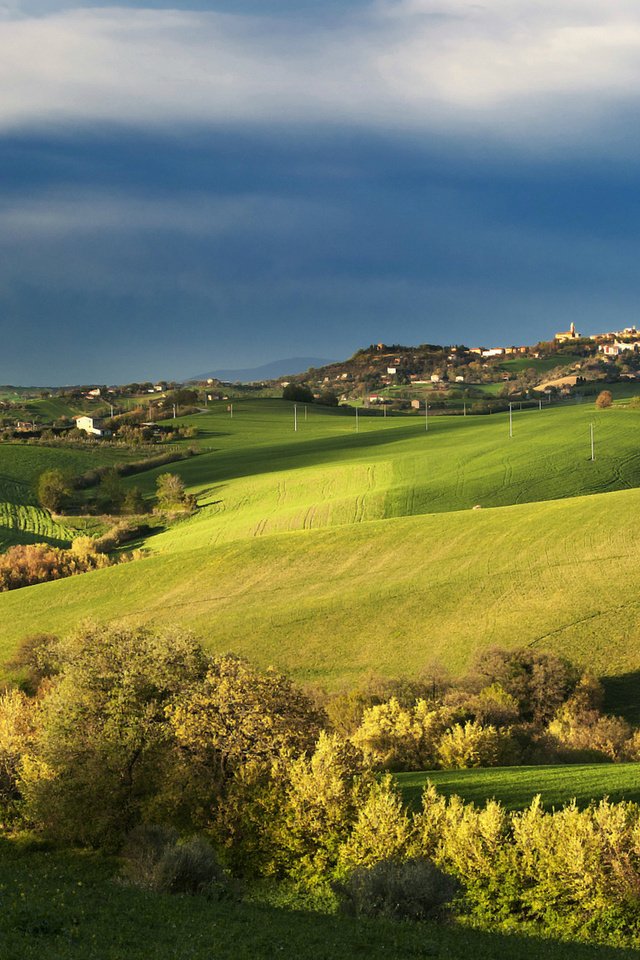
[[0, 443, 137, 548], [397, 764, 640, 812], [4, 466, 640, 694], [3, 398, 640, 703], [498, 355, 582, 373], [0, 839, 636, 960]]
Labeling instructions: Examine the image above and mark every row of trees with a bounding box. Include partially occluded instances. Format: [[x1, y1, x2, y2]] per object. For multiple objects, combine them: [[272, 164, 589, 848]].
[[2, 627, 640, 945], [36, 468, 192, 517]]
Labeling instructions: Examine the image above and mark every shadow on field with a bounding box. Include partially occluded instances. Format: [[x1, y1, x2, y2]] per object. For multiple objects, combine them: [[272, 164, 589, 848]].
[[603, 672, 640, 724], [198, 421, 466, 485], [0, 838, 637, 960]]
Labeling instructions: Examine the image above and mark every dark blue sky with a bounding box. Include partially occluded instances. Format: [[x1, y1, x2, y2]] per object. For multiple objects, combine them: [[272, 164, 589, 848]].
[[2, 0, 640, 383]]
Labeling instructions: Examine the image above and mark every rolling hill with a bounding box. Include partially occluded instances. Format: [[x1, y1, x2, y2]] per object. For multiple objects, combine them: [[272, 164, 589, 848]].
[[2, 397, 640, 704]]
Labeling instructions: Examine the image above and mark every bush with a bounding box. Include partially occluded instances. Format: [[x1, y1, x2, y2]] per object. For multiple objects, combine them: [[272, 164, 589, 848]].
[[122, 824, 228, 898], [595, 390, 613, 409], [338, 857, 457, 922], [0, 542, 110, 591], [436, 720, 515, 769]]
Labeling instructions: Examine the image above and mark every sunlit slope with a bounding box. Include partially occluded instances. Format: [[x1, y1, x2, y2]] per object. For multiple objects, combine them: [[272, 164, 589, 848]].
[[2, 485, 640, 686], [132, 400, 640, 549]]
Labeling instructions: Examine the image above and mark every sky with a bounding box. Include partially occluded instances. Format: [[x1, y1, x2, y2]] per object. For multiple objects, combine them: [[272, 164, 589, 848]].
[[3, 1, 640, 383]]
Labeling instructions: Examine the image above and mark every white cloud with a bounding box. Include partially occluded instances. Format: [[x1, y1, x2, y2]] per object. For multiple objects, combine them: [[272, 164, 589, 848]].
[[0, 2, 639, 148], [0, 189, 342, 238]]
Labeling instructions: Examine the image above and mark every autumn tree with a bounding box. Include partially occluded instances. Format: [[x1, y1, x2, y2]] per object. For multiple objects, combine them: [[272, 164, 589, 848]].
[[595, 390, 613, 408]]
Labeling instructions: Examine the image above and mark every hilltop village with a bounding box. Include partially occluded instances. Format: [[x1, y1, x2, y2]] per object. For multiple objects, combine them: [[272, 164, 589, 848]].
[[1, 324, 640, 436]]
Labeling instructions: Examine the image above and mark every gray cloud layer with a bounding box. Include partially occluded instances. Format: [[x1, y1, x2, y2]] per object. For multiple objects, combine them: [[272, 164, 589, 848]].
[[0, 1, 639, 149]]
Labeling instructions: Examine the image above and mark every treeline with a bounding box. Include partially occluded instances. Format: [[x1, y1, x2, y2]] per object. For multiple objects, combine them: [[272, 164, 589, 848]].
[[37, 452, 199, 517], [2, 628, 640, 945], [326, 647, 638, 767]]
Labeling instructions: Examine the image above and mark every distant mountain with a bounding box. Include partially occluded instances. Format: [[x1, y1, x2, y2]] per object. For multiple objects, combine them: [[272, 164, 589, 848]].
[[192, 357, 337, 383]]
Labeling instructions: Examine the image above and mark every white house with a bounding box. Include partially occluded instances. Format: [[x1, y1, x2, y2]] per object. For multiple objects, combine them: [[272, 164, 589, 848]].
[[75, 416, 111, 437], [387, 367, 397, 375], [599, 341, 640, 357], [430, 373, 440, 382]]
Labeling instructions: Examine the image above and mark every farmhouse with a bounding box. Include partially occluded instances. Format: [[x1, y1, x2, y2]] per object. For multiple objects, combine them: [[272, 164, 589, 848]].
[[74, 416, 111, 437]]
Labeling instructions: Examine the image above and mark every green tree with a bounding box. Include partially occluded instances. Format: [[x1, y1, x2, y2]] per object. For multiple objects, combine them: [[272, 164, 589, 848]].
[[36, 468, 71, 513], [96, 468, 125, 514], [19, 624, 209, 847], [156, 473, 186, 508], [123, 486, 146, 515], [282, 383, 314, 403]]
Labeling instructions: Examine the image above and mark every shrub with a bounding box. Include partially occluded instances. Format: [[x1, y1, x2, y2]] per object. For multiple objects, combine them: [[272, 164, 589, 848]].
[[156, 473, 188, 510], [122, 824, 228, 897], [351, 698, 454, 771], [337, 857, 457, 922], [595, 390, 613, 409], [93, 520, 149, 553], [0, 542, 110, 591], [436, 720, 512, 768], [0, 689, 34, 823]]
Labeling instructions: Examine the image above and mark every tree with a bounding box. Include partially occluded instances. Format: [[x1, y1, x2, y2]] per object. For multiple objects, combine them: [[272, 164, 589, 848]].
[[36, 468, 71, 513], [595, 390, 613, 409], [156, 472, 186, 508], [282, 383, 314, 403], [19, 624, 209, 847], [168, 656, 324, 781], [96, 468, 125, 514], [123, 486, 146, 515]]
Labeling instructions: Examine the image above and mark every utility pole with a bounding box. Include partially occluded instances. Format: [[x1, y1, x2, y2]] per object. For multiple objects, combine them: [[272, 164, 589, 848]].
[[539, 399, 542, 411], [509, 402, 513, 438], [294, 404, 298, 432], [590, 422, 595, 461], [230, 403, 233, 419], [355, 406, 359, 433], [425, 401, 429, 432], [383, 403, 387, 419], [463, 401, 466, 417], [304, 404, 308, 422], [173, 403, 177, 419]]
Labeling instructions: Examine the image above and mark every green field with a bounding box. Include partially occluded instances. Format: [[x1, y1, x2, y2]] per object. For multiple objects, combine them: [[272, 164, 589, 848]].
[[1, 840, 635, 960], [397, 764, 640, 812], [1, 399, 640, 702], [498, 355, 582, 374], [0, 444, 136, 548]]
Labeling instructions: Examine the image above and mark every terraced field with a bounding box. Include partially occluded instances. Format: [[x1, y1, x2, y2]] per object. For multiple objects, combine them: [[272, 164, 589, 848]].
[[0, 444, 135, 548]]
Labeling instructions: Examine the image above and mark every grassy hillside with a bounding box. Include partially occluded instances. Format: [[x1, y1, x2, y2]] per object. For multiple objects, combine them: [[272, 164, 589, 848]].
[[2, 398, 640, 699], [129, 398, 640, 547], [397, 764, 640, 812], [3, 483, 640, 690]]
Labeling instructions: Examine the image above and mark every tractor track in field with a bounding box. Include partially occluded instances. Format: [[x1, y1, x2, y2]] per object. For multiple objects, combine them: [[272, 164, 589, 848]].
[[527, 600, 640, 648]]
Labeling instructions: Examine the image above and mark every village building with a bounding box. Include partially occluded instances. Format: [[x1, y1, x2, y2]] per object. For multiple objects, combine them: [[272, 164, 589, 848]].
[[74, 416, 111, 437], [555, 321, 580, 342], [599, 341, 640, 357]]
